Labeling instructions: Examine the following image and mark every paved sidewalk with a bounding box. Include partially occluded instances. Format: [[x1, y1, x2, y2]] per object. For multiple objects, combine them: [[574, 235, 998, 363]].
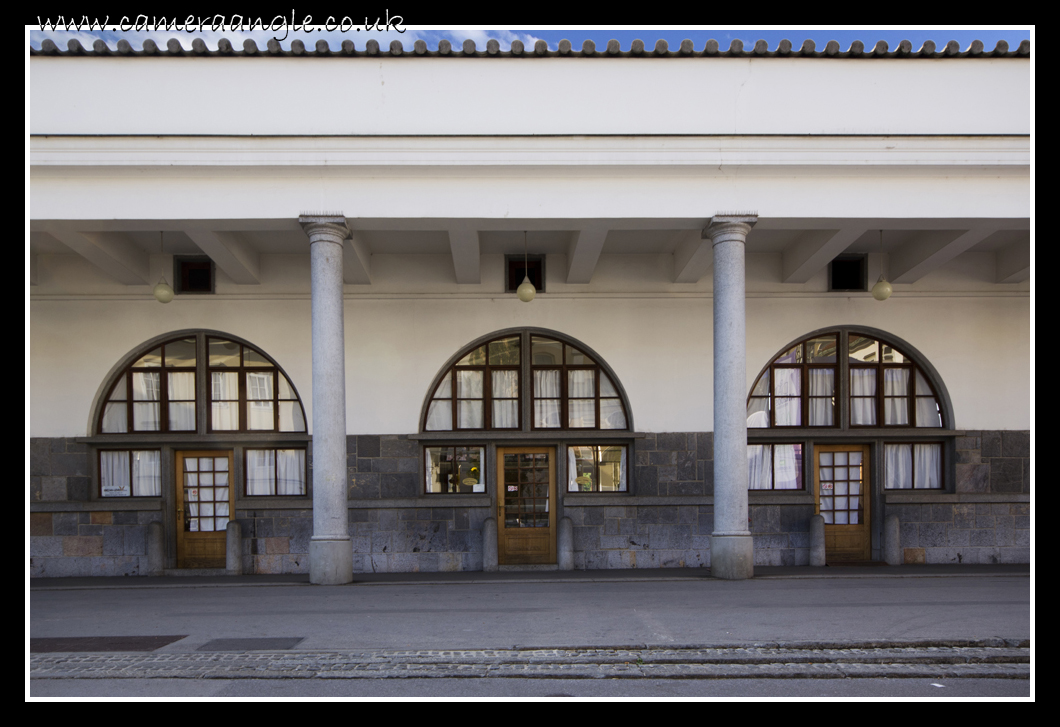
[[28, 563, 1029, 590]]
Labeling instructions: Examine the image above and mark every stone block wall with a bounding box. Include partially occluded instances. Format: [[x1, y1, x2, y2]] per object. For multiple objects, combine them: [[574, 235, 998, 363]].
[[890, 430, 1030, 565], [633, 432, 713, 496], [30, 438, 162, 577], [956, 431, 1030, 493], [892, 502, 1030, 564], [749, 504, 815, 566], [235, 509, 313, 574], [566, 504, 712, 569], [347, 506, 490, 573], [30, 509, 162, 577]]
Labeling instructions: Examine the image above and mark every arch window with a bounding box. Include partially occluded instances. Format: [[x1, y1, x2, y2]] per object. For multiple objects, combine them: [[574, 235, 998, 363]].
[[422, 332, 630, 433], [93, 331, 309, 498], [747, 328, 952, 493], [748, 332, 944, 430]]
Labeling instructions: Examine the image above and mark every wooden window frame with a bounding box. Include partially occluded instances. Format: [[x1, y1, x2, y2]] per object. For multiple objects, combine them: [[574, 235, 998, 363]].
[[98, 338, 198, 434], [882, 441, 945, 490], [243, 447, 308, 497], [206, 337, 305, 434], [424, 336, 522, 432], [423, 445, 487, 494], [567, 444, 629, 493], [747, 442, 805, 491], [97, 448, 162, 498]]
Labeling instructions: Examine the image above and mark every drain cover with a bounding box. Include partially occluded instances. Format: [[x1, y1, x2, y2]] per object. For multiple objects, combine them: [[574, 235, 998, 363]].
[[197, 637, 304, 651], [30, 635, 187, 653]]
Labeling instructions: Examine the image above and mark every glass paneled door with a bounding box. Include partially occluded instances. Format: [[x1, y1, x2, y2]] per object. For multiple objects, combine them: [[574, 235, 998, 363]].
[[497, 447, 556, 565], [175, 450, 234, 568], [814, 444, 872, 561]]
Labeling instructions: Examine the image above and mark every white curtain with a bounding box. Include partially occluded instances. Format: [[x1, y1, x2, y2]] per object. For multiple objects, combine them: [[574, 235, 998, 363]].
[[492, 400, 518, 428], [534, 371, 561, 427], [914, 444, 941, 489], [100, 451, 131, 496], [491, 371, 519, 428], [246, 449, 275, 495], [211, 372, 239, 430], [535, 399, 560, 428], [278, 401, 306, 432], [458, 401, 483, 428], [885, 444, 912, 489], [276, 450, 305, 495], [773, 444, 800, 490], [747, 445, 772, 489], [774, 369, 800, 425], [131, 450, 161, 496], [425, 400, 452, 431], [884, 369, 910, 425], [568, 370, 595, 397], [808, 369, 834, 426], [132, 372, 160, 430], [600, 399, 627, 429], [101, 402, 127, 433], [535, 370, 560, 397], [850, 369, 876, 425], [457, 370, 483, 398], [168, 372, 196, 430]]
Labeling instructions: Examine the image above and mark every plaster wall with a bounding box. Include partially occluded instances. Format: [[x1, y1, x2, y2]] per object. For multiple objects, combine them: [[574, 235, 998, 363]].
[[30, 165, 1030, 223], [30, 252, 1029, 437], [30, 57, 1030, 136]]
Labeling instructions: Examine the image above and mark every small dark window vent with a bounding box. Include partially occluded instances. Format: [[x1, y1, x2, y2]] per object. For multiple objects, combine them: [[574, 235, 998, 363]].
[[829, 255, 867, 292], [175, 256, 215, 294], [506, 254, 545, 294]]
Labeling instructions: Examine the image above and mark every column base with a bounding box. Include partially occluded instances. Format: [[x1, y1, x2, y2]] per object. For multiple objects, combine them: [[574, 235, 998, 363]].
[[309, 537, 353, 585], [711, 534, 754, 580]]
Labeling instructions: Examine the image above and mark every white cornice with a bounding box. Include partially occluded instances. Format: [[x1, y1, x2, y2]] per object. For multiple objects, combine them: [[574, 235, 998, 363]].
[[30, 135, 1030, 170]]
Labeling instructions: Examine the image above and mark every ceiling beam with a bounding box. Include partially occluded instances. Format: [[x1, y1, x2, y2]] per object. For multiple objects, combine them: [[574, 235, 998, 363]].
[[890, 225, 998, 283], [184, 230, 260, 284], [448, 229, 480, 284], [566, 226, 609, 284], [673, 229, 712, 283], [996, 238, 1030, 283], [43, 226, 150, 284], [343, 231, 372, 285], [781, 228, 865, 283]]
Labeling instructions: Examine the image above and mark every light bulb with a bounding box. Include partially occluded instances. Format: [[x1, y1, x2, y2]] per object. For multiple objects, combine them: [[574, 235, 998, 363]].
[[153, 279, 175, 304], [871, 275, 892, 302], [517, 275, 536, 302]]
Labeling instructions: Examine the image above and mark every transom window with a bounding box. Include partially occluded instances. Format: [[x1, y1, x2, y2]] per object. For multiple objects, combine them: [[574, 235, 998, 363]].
[[98, 334, 306, 435], [748, 331, 944, 429], [422, 330, 630, 433]]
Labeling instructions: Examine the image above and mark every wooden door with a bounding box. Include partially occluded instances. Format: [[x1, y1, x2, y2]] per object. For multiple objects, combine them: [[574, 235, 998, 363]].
[[497, 447, 556, 565], [814, 444, 871, 562], [175, 450, 234, 568]]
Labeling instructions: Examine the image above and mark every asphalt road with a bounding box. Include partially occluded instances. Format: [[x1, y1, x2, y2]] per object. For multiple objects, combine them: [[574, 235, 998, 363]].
[[30, 575, 1030, 650]]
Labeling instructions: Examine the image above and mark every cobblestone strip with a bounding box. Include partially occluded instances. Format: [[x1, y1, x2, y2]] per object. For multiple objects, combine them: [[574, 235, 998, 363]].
[[31, 646, 1029, 680]]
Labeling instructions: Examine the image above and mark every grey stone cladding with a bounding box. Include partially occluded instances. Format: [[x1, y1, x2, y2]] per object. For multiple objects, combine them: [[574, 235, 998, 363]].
[[955, 431, 1030, 494], [30, 430, 1031, 575], [887, 430, 1030, 565]]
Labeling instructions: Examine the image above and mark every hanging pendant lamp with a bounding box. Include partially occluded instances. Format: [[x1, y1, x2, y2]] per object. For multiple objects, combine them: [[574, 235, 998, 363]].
[[871, 229, 893, 301], [517, 230, 536, 302], [153, 231, 175, 304]]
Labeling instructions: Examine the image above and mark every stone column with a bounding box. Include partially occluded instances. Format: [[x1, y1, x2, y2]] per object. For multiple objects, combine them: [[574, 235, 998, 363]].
[[706, 214, 757, 580], [300, 215, 353, 585]]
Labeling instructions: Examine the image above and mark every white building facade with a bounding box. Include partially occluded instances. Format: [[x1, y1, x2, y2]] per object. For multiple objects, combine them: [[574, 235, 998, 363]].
[[29, 38, 1031, 579]]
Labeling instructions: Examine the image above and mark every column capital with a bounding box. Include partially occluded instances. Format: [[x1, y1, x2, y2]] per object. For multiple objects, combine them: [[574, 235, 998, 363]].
[[702, 213, 758, 246], [299, 215, 350, 245]]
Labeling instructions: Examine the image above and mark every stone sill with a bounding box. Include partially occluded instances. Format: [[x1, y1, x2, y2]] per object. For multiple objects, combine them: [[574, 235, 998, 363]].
[[351, 496, 491, 508], [31, 499, 162, 512], [885, 492, 1030, 504]]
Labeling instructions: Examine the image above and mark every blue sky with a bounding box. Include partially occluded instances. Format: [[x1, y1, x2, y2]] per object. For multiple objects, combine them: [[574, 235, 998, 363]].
[[29, 24, 1031, 53]]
